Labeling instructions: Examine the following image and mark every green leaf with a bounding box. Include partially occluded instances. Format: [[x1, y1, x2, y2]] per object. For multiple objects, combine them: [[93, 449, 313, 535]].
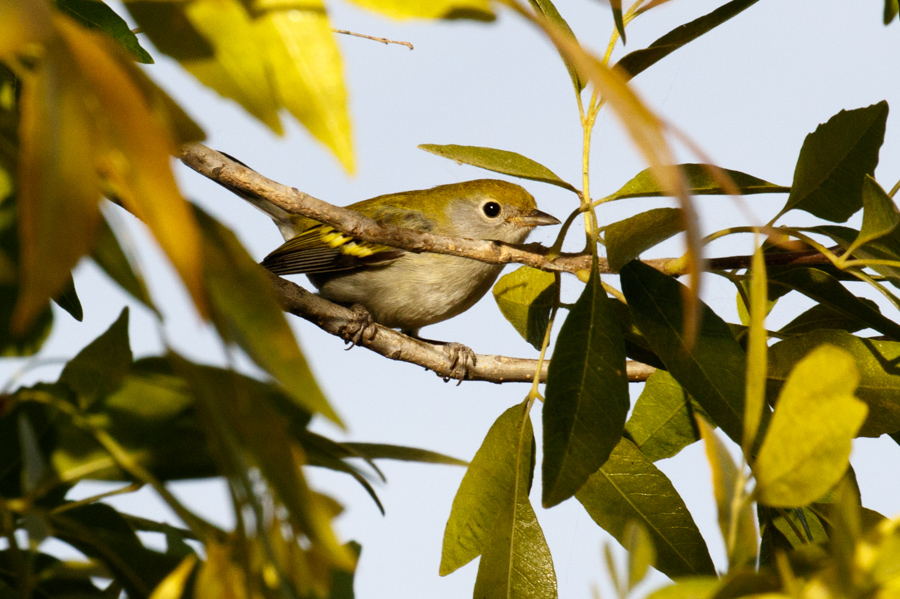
[[492, 266, 558, 350], [344, 0, 493, 20], [542, 269, 629, 507], [610, 0, 626, 43], [743, 243, 767, 454], [621, 260, 746, 444], [418, 144, 577, 192], [91, 216, 156, 313], [340, 443, 467, 466], [606, 163, 787, 202], [52, 273, 82, 322], [528, 0, 584, 92], [576, 438, 716, 578], [814, 224, 900, 289], [776, 102, 888, 223], [615, 0, 761, 80], [846, 175, 900, 255], [604, 208, 682, 271], [625, 370, 704, 462], [55, 0, 154, 63], [885, 0, 899, 24], [644, 578, 720, 599], [472, 406, 556, 599], [758, 505, 827, 562], [696, 417, 757, 568], [767, 330, 900, 437], [768, 267, 900, 340], [441, 402, 534, 575], [196, 208, 339, 426], [754, 345, 867, 507], [778, 301, 873, 336], [60, 307, 132, 409]]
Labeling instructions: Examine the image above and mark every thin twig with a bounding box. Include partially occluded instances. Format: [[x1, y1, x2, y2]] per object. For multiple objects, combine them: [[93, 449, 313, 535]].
[[333, 28, 414, 50]]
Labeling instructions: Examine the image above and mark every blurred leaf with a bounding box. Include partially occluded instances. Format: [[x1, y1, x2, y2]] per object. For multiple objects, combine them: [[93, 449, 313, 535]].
[[13, 35, 102, 332], [441, 402, 534, 575], [615, 0, 761, 80], [60, 307, 132, 409], [345, 0, 493, 20], [767, 330, 900, 437], [52, 273, 82, 322], [696, 417, 757, 568], [196, 208, 339, 425], [17, 412, 49, 494], [0, 551, 107, 597], [340, 442, 467, 466], [768, 267, 900, 340], [624, 521, 655, 590], [55, 0, 154, 63], [778, 302, 872, 336], [755, 345, 866, 507], [605, 163, 787, 201], [543, 269, 628, 507], [419, 144, 577, 191], [576, 438, 716, 578], [149, 554, 197, 599], [743, 243, 767, 454], [0, 397, 59, 498], [493, 266, 558, 350], [0, 0, 54, 62], [529, 0, 584, 92], [50, 503, 186, 598], [776, 102, 888, 223], [91, 215, 156, 313], [604, 207, 682, 271], [758, 505, 827, 562], [610, 0, 626, 42], [621, 260, 746, 445], [625, 370, 705, 462], [258, 2, 353, 171], [846, 175, 900, 255], [52, 358, 216, 483], [128, 1, 281, 133], [887, 0, 899, 24], [473, 407, 556, 599], [644, 577, 719, 599]]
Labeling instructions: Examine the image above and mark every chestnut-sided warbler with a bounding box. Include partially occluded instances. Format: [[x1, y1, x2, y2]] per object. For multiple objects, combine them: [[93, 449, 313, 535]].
[[256, 179, 559, 335]]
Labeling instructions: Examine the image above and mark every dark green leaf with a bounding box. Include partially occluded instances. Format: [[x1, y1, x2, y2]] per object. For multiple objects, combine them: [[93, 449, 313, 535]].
[[606, 163, 787, 201], [621, 260, 746, 444], [441, 402, 534, 575], [609, 298, 665, 368], [196, 208, 339, 425], [605, 208, 682, 271], [493, 266, 558, 349], [472, 406, 556, 599], [0, 390, 62, 498], [340, 443, 467, 466], [758, 505, 828, 562], [615, 0, 761, 80], [60, 307, 132, 409], [848, 176, 900, 252], [814, 224, 900, 289], [576, 438, 716, 578], [52, 273, 83, 321], [778, 301, 873, 336], [528, 0, 584, 92], [418, 144, 577, 192], [767, 330, 900, 437], [92, 217, 156, 313], [885, 0, 899, 24], [0, 551, 107, 597], [777, 102, 888, 223], [543, 269, 629, 507], [624, 370, 705, 462], [610, 0, 626, 42], [56, 0, 154, 63], [768, 267, 900, 340]]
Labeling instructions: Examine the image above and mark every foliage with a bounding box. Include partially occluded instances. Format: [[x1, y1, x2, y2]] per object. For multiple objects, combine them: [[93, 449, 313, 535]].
[[1, 0, 900, 598]]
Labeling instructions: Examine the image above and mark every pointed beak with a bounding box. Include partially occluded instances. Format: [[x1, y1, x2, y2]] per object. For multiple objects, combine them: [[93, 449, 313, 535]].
[[516, 208, 561, 228]]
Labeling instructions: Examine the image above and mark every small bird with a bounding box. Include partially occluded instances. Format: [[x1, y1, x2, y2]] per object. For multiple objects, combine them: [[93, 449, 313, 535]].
[[258, 179, 560, 336]]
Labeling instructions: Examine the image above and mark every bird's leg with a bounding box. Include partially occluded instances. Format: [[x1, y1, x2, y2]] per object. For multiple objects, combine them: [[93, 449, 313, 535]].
[[340, 304, 377, 348], [409, 332, 476, 384]]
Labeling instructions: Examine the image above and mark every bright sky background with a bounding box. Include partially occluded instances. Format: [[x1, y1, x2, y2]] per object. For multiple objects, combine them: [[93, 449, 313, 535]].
[[4, 1, 900, 598]]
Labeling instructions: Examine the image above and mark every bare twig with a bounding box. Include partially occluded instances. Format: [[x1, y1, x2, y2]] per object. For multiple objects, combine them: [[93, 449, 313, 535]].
[[333, 29, 414, 50]]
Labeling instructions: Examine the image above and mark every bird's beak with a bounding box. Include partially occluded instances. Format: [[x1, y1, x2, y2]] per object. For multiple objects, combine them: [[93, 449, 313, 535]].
[[515, 209, 561, 227]]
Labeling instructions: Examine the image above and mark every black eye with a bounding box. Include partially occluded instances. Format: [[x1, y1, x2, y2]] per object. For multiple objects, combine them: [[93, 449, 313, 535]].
[[482, 201, 501, 218]]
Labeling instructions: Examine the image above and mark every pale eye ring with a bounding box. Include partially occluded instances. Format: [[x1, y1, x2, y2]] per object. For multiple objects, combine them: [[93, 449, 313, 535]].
[[482, 201, 501, 218]]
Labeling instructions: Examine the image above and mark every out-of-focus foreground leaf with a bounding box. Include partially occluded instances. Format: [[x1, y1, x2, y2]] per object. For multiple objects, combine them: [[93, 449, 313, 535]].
[[345, 0, 493, 20]]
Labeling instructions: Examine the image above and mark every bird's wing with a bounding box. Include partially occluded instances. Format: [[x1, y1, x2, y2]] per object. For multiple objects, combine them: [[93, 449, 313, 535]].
[[261, 223, 404, 275]]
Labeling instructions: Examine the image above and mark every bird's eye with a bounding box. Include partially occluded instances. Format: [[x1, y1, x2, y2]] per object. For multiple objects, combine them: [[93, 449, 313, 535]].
[[482, 201, 501, 218]]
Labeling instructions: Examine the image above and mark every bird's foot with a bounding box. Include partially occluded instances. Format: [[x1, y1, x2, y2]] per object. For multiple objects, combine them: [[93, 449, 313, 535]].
[[340, 304, 377, 348], [442, 342, 476, 385]]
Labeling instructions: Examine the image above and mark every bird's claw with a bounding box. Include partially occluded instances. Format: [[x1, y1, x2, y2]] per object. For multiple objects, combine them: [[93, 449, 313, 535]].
[[340, 304, 377, 348], [442, 342, 476, 384]]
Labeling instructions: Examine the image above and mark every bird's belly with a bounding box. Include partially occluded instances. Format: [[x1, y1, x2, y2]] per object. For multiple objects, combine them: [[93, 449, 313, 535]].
[[310, 254, 503, 332]]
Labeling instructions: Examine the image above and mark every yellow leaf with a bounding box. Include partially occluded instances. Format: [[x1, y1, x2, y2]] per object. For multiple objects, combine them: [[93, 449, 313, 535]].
[[0, 0, 53, 56], [258, 4, 354, 172], [149, 555, 198, 599], [345, 0, 493, 20]]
